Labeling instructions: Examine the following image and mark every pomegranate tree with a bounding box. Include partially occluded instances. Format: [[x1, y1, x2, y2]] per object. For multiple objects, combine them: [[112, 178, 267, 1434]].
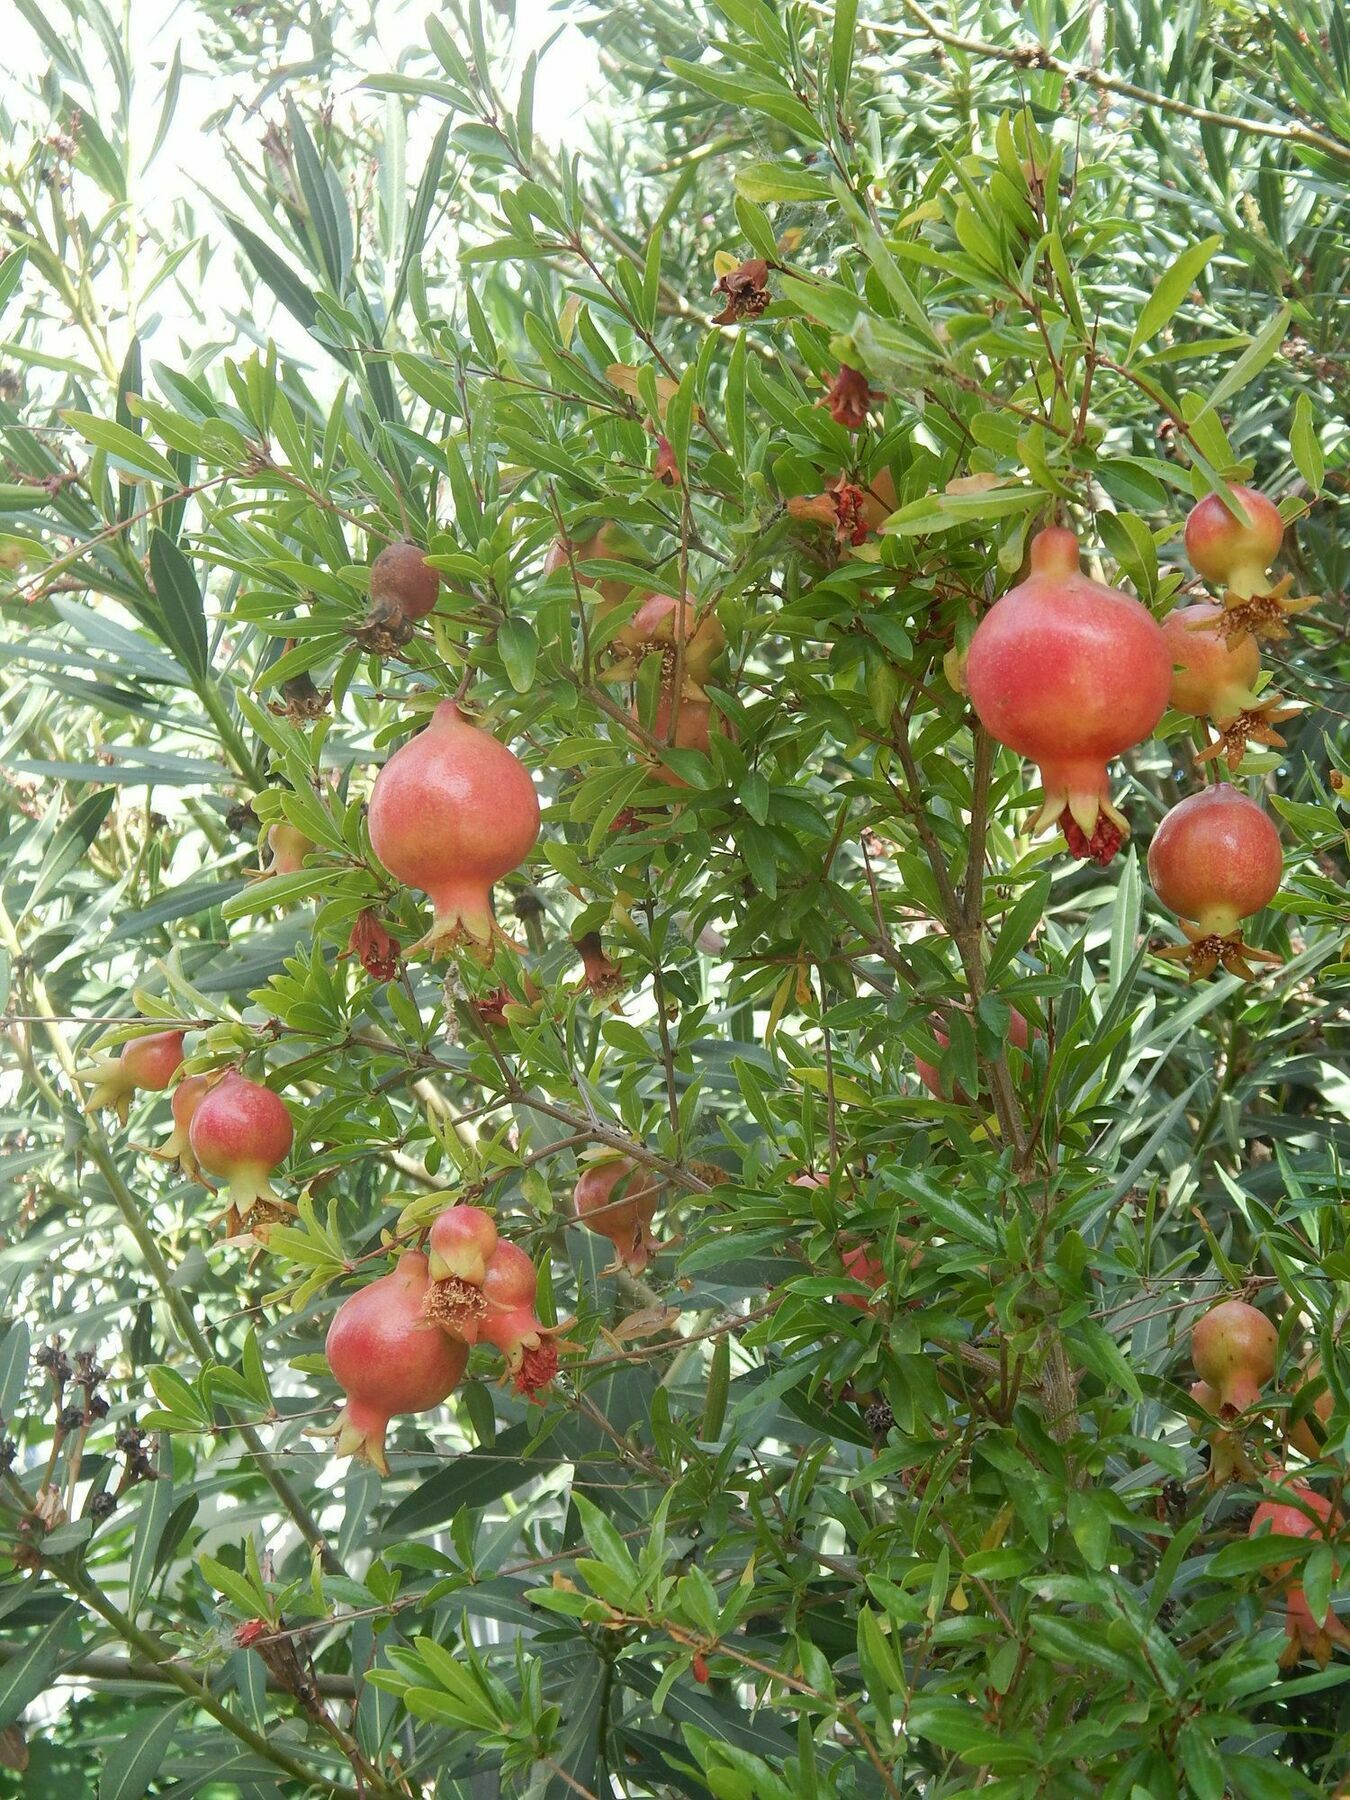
[[1190, 1298, 1278, 1419], [573, 1153, 665, 1273], [323, 1250, 467, 1475], [82, 1028, 185, 1124], [1247, 1478, 1348, 1667], [1161, 601, 1297, 770], [187, 1070, 294, 1213], [965, 526, 1171, 862], [367, 701, 540, 955], [1184, 485, 1314, 642], [1148, 785, 1283, 978]]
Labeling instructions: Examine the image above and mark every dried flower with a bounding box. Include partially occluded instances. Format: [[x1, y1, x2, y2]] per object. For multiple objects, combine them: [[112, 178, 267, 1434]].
[[819, 364, 881, 429], [711, 258, 771, 326]]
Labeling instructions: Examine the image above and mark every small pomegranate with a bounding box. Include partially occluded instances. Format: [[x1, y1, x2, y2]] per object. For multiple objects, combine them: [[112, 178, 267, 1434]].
[[367, 702, 540, 956], [479, 1241, 567, 1398], [1148, 786, 1283, 979], [264, 822, 313, 876], [915, 1008, 1032, 1103], [324, 1251, 467, 1475], [156, 1073, 211, 1179], [369, 540, 441, 621], [1187, 1379, 1258, 1486], [1184, 486, 1314, 642], [543, 524, 632, 611], [635, 685, 727, 788], [188, 1071, 294, 1213], [965, 526, 1171, 862], [82, 1029, 186, 1125], [1161, 602, 1297, 771], [573, 1155, 665, 1273], [572, 931, 624, 1001], [608, 594, 725, 687], [840, 1242, 886, 1313], [1191, 1299, 1278, 1419], [1287, 1356, 1335, 1461], [1248, 1478, 1348, 1667], [422, 1204, 500, 1345]]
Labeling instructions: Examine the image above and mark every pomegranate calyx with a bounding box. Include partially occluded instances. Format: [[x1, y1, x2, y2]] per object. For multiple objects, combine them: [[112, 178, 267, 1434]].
[[1060, 810, 1126, 866], [422, 1275, 488, 1345], [1155, 922, 1282, 983], [1194, 697, 1301, 773], [1217, 577, 1318, 644]]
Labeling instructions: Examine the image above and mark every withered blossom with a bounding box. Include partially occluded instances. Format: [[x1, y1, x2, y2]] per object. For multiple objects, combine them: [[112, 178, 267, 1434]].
[[711, 258, 771, 326], [819, 364, 882, 429]]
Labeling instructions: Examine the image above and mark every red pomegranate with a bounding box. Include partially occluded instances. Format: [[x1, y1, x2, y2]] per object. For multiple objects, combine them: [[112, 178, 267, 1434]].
[[188, 1071, 294, 1213], [840, 1243, 886, 1312], [1191, 1299, 1278, 1419], [367, 702, 540, 956], [915, 1008, 1032, 1102], [422, 1204, 500, 1345], [324, 1251, 467, 1475], [1161, 602, 1296, 770], [479, 1241, 567, 1398], [1184, 486, 1314, 642], [265, 822, 313, 876], [543, 523, 632, 611], [83, 1028, 186, 1125], [635, 685, 726, 788], [1248, 1477, 1348, 1667], [608, 594, 725, 687], [156, 1073, 211, 1179], [1148, 786, 1283, 978], [369, 541, 441, 621], [573, 1155, 664, 1273], [965, 526, 1171, 862]]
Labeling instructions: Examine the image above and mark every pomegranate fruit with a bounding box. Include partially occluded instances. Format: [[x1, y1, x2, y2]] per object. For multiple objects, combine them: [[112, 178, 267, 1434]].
[[1187, 1379, 1258, 1486], [1147, 786, 1283, 979], [83, 1028, 186, 1125], [1191, 1299, 1278, 1419], [840, 1242, 886, 1312], [1248, 1478, 1348, 1667], [915, 1007, 1032, 1103], [966, 526, 1171, 861], [1184, 485, 1315, 642], [1287, 1356, 1335, 1461], [188, 1071, 294, 1213], [634, 684, 727, 788], [367, 702, 540, 956], [369, 540, 441, 621], [422, 1203, 500, 1344], [324, 1251, 467, 1475], [1161, 602, 1297, 771], [264, 822, 313, 876], [544, 523, 633, 611], [479, 1241, 568, 1398], [607, 593, 725, 688], [573, 1154, 665, 1274], [156, 1072, 210, 1179]]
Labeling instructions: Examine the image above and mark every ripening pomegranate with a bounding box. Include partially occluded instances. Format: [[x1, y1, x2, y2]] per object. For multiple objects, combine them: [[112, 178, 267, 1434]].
[[543, 524, 632, 611], [1184, 486, 1314, 642], [966, 526, 1171, 862], [635, 685, 727, 788], [1248, 1478, 1349, 1667], [82, 1029, 186, 1125], [156, 1073, 210, 1179], [421, 1204, 500, 1345], [1187, 1379, 1258, 1486], [188, 1071, 294, 1213], [573, 1155, 665, 1273], [1161, 602, 1296, 771], [367, 702, 540, 955], [324, 1251, 467, 1475], [840, 1242, 886, 1312], [609, 594, 726, 687], [1287, 1356, 1335, 1461], [479, 1241, 568, 1398], [1191, 1299, 1278, 1419], [915, 1008, 1032, 1103], [265, 822, 313, 876], [1148, 786, 1283, 979], [369, 540, 441, 621]]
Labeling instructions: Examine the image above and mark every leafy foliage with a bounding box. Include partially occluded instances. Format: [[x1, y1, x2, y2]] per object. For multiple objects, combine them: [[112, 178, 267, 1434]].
[[0, 0, 1347, 1796]]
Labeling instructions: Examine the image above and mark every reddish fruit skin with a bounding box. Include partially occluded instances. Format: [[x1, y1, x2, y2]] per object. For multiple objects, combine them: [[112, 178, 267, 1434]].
[[158, 1072, 210, 1178], [915, 1008, 1032, 1102], [1248, 1479, 1348, 1666], [325, 1251, 467, 1475], [840, 1243, 886, 1312], [611, 594, 725, 686], [965, 527, 1170, 859], [265, 822, 313, 876], [636, 686, 727, 789], [1191, 1299, 1278, 1418], [479, 1242, 561, 1397], [370, 541, 441, 620], [427, 1204, 499, 1286], [188, 1071, 294, 1213], [84, 1029, 186, 1124], [1185, 486, 1283, 596], [1162, 603, 1264, 724], [573, 1157, 664, 1273], [367, 702, 540, 954], [1148, 787, 1282, 937], [544, 525, 631, 610]]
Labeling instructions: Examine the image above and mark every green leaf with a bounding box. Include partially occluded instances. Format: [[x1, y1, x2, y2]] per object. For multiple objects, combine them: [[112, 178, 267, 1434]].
[[1127, 235, 1222, 359], [1193, 306, 1289, 419], [148, 531, 210, 684], [1290, 392, 1324, 493], [832, 0, 859, 96], [379, 1424, 548, 1536], [60, 412, 179, 484], [0, 1604, 79, 1727], [734, 162, 834, 204], [28, 788, 116, 910], [98, 1702, 191, 1800]]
